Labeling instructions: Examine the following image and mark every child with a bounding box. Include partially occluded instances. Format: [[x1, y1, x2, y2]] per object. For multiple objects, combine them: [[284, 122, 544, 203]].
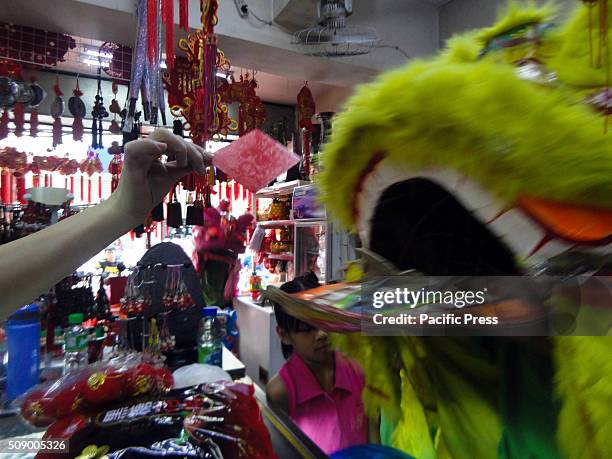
[[266, 273, 368, 455]]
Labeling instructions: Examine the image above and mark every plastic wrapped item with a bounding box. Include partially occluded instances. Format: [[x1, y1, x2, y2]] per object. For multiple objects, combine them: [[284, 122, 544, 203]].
[[36, 382, 276, 459], [172, 364, 231, 389], [18, 354, 173, 428]]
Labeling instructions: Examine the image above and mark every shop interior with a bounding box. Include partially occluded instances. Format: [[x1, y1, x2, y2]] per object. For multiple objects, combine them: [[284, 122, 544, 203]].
[[0, 0, 610, 458]]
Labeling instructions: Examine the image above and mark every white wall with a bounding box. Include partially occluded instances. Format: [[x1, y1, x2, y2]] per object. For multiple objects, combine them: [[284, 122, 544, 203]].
[[439, 0, 577, 47]]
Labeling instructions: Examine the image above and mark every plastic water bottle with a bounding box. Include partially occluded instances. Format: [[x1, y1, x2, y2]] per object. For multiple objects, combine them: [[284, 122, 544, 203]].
[[198, 307, 224, 367], [63, 313, 88, 374]]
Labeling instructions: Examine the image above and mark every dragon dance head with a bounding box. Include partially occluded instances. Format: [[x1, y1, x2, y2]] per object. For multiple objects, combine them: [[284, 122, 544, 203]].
[[303, 2, 612, 458], [319, 1, 611, 276]]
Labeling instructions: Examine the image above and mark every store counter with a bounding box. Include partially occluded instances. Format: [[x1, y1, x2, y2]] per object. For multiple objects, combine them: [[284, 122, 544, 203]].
[[233, 295, 284, 386]]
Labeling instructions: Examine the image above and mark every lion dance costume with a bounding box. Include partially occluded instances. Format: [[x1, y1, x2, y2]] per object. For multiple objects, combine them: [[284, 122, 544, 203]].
[[268, 2, 612, 458]]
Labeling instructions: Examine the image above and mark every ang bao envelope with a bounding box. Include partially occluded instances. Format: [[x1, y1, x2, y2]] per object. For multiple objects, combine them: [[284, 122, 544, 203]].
[[212, 129, 300, 192]]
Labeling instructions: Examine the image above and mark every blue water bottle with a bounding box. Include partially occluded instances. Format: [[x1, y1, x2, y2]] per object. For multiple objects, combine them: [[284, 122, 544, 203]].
[[6, 304, 40, 399]]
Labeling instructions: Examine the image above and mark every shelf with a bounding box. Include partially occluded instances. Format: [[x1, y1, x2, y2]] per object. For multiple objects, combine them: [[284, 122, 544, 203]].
[[267, 253, 294, 261], [293, 218, 327, 226], [257, 220, 294, 227], [255, 180, 309, 198]]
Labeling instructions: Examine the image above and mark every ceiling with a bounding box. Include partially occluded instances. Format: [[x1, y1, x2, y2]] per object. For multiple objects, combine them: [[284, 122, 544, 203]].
[[0, 0, 442, 107]]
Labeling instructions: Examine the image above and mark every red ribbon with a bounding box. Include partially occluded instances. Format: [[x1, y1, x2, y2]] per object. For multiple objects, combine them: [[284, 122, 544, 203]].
[[163, 0, 174, 71], [81, 175, 84, 202], [147, 0, 158, 64], [44, 174, 49, 187], [33, 174, 40, 188], [179, 0, 189, 31], [88, 177, 92, 204], [70, 176, 74, 195], [99, 175, 103, 199]]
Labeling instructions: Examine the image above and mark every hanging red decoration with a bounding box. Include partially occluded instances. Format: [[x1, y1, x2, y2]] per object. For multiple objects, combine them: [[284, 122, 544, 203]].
[[297, 83, 316, 180], [0, 110, 8, 140], [14, 173, 26, 203], [70, 176, 74, 195], [179, 0, 189, 31], [99, 175, 103, 199], [1, 169, 10, 203], [29, 110, 38, 138], [32, 174, 40, 188], [147, 0, 158, 64], [68, 79, 86, 141], [163, 0, 175, 72], [51, 77, 64, 148], [13, 102, 25, 137], [233, 181, 240, 201], [108, 141, 123, 192]]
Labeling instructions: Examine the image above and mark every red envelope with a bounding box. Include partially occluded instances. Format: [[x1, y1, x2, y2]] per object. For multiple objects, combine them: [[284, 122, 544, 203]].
[[212, 129, 300, 192]]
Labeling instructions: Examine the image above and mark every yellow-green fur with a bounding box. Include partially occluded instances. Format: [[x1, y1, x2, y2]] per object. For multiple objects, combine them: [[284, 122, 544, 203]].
[[320, 2, 612, 458]]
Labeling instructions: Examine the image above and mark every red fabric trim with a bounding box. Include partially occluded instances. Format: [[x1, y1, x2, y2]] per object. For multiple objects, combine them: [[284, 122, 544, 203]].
[[179, 0, 189, 31], [163, 0, 174, 71], [147, 0, 158, 64], [351, 152, 386, 223]]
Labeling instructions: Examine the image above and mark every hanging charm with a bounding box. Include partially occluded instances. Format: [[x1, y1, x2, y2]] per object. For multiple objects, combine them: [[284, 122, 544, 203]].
[[166, 186, 183, 228], [12, 101, 25, 137], [109, 81, 122, 134], [91, 69, 109, 149], [108, 141, 123, 192], [68, 78, 86, 141], [51, 77, 64, 148]]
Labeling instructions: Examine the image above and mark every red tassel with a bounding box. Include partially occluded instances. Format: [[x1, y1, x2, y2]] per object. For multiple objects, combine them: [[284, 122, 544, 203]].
[[1, 170, 10, 203], [64, 177, 68, 189], [72, 117, 84, 142], [81, 175, 84, 202], [16, 175, 26, 204], [9, 174, 15, 203], [49, 174, 53, 187], [233, 181, 240, 200], [147, 0, 158, 64], [44, 174, 49, 187], [163, 0, 174, 71], [242, 184, 247, 201], [179, 0, 189, 31], [13, 103, 25, 137], [29, 110, 39, 137], [225, 183, 231, 200], [99, 175, 102, 199], [88, 178, 92, 204], [70, 176, 74, 194], [0, 111, 8, 140], [53, 117, 62, 148]]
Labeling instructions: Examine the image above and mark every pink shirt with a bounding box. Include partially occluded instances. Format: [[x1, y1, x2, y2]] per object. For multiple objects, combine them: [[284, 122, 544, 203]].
[[279, 351, 367, 454]]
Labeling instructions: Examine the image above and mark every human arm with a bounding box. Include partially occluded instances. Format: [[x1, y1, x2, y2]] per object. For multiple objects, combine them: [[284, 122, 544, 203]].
[[0, 129, 210, 319], [266, 374, 289, 414]]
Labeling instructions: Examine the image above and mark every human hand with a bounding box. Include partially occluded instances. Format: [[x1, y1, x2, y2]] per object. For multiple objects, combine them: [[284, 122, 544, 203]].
[[108, 129, 211, 225]]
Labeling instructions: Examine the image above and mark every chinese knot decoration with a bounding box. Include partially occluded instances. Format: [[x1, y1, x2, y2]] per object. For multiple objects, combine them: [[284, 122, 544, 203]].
[[166, 0, 231, 145]]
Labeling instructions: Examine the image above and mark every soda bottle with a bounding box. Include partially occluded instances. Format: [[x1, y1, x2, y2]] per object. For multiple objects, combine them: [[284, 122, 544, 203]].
[[197, 307, 224, 367]]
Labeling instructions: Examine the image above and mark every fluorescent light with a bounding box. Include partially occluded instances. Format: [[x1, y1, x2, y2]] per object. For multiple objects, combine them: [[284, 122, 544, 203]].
[[83, 58, 110, 68], [216, 72, 230, 79], [84, 48, 113, 59]]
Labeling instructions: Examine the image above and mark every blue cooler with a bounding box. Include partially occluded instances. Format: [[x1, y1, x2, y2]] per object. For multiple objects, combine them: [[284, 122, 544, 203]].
[[5, 304, 40, 399]]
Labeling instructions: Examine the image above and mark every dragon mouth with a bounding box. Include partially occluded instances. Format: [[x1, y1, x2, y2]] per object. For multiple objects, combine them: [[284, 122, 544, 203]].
[[356, 159, 612, 275]]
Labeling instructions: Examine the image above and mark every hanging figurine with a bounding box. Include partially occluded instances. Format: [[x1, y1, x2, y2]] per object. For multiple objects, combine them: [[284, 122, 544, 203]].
[[91, 69, 109, 149], [68, 78, 86, 141], [109, 81, 122, 134], [50, 76, 64, 148]]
